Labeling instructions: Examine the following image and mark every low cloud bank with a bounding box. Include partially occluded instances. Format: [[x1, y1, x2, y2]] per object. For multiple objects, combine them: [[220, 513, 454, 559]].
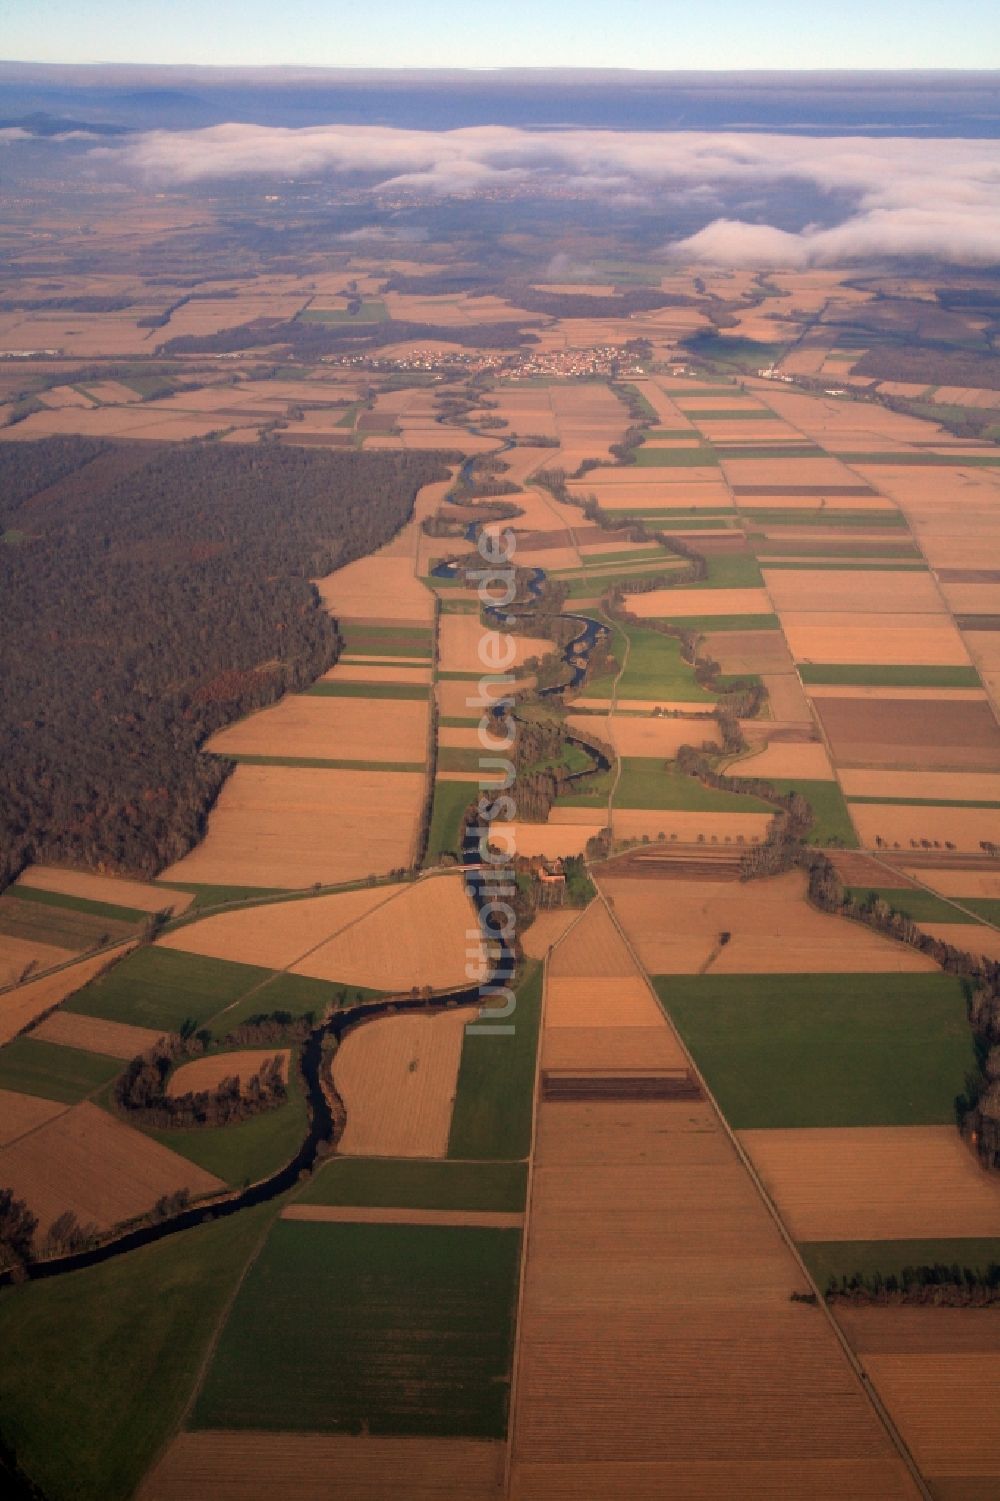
[[89, 123, 1000, 265]]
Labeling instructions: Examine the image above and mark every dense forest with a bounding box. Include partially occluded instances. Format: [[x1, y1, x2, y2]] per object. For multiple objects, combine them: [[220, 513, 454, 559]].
[[161, 316, 539, 357], [0, 437, 453, 888]]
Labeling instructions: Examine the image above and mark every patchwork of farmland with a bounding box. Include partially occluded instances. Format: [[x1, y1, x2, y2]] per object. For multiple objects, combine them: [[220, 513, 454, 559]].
[[6, 261, 1000, 1500]]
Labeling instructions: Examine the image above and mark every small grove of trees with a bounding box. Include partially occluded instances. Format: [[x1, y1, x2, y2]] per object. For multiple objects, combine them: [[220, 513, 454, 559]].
[[0, 1187, 37, 1275], [827, 1262, 1000, 1306], [112, 1012, 316, 1130]]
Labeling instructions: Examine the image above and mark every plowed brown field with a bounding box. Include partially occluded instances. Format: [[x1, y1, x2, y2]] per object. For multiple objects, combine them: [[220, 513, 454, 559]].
[[0, 1101, 223, 1231], [137, 1433, 505, 1501], [741, 1126, 1000, 1240]]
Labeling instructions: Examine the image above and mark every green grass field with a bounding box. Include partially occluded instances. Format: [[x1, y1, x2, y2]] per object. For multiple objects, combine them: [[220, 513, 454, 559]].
[[798, 663, 982, 688], [686, 408, 774, 421], [145, 1064, 308, 1187], [614, 626, 716, 702], [448, 964, 542, 1160], [959, 898, 1000, 925], [154, 881, 289, 910], [64, 946, 274, 1031], [694, 554, 765, 588], [653, 972, 974, 1129], [802, 1238, 1000, 1290], [615, 759, 774, 813], [425, 780, 474, 862], [0, 895, 134, 953], [0, 1037, 120, 1104], [298, 1158, 527, 1212], [657, 613, 780, 633], [759, 778, 858, 847], [299, 300, 387, 323], [555, 763, 613, 810], [190, 1219, 521, 1438], [844, 886, 975, 925], [0, 1199, 280, 1501], [746, 509, 904, 528], [632, 446, 718, 467], [341, 624, 433, 655], [304, 681, 430, 700]]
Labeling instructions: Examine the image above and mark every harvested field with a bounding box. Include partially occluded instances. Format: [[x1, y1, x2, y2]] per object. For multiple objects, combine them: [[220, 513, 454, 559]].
[[905, 868, 1000, 898], [16, 867, 192, 916], [282, 1205, 522, 1228], [723, 457, 868, 488], [814, 696, 1000, 771], [437, 677, 513, 718], [579, 714, 720, 759], [293, 874, 483, 991], [839, 769, 1000, 801], [0, 943, 135, 1048], [919, 923, 1000, 961], [333, 1008, 473, 1157], [488, 822, 605, 858], [850, 803, 1000, 852], [0, 936, 75, 989], [602, 870, 935, 975], [316, 551, 434, 624], [0, 1100, 223, 1231], [623, 587, 773, 618], [762, 673, 814, 721], [704, 630, 795, 675], [764, 569, 942, 613], [783, 617, 970, 667], [742, 1126, 1000, 1241], [158, 884, 402, 971], [547, 899, 635, 977], [0, 1089, 67, 1148], [541, 1023, 687, 1073], [167, 1049, 290, 1097], [31, 1011, 165, 1060], [205, 692, 428, 764], [439, 613, 553, 674], [612, 808, 773, 844], [160, 766, 424, 889], [545, 976, 677, 1031], [521, 910, 579, 958], [861, 1353, 1000, 1490], [321, 662, 433, 685], [734, 740, 833, 778]]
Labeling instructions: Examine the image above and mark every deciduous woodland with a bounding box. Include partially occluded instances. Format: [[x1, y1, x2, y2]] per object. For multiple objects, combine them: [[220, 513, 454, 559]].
[[0, 438, 453, 888]]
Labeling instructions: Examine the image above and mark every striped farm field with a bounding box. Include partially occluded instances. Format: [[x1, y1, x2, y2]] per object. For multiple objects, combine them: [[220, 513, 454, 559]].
[[137, 1434, 504, 1501], [831, 1307, 1000, 1498], [509, 906, 923, 1500], [190, 1218, 521, 1438], [742, 1126, 1000, 1242]]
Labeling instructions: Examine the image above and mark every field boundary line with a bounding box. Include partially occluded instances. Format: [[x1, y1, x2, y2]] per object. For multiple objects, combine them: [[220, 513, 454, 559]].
[[594, 883, 935, 1501]]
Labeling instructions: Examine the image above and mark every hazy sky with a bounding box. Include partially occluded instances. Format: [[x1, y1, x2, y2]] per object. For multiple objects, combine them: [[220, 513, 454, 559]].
[[4, 0, 999, 70]]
